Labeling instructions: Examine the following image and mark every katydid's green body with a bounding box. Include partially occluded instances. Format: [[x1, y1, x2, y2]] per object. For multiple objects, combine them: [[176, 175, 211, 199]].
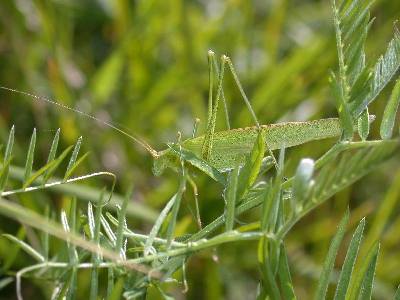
[[153, 118, 342, 175]]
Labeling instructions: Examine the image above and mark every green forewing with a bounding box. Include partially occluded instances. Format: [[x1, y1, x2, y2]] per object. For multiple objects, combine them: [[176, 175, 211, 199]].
[[183, 118, 342, 171]]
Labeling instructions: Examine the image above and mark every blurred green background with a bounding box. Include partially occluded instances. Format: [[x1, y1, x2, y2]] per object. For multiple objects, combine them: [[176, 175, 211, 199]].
[[0, 0, 400, 299]]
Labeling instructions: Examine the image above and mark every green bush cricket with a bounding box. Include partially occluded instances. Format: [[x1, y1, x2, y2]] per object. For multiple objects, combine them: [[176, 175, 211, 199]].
[[0, 51, 368, 184]]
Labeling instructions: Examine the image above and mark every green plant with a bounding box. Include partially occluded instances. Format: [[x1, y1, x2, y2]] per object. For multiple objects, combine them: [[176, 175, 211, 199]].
[[1, 0, 400, 299]]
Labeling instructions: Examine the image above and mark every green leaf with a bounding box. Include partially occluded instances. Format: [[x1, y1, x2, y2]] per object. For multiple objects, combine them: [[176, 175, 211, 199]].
[[115, 188, 131, 258], [0, 157, 12, 194], [55, 270, 75, 300], [278, 243, 297, 300], [43, 128, 60, 184], [0, 277, 13, 291], [42, 145, 74, 184], [64, 136, 82, 181], [237, 132, 266, 200], [334, 218, 365, 300], [0, 126, 14, 192], [351, 29, 400, 117], [310, 140, 398, 207], [380, 78, 400, 139], [330, 72, 354, 140], [225, 166, 239, 232], [357, 244, 379, 300], [165, 174, 186, 249], [64, 152, 90, 180], [261, 153, 284, 232], [2, 234, 44, 262], [24, 128, 36, 184], [314, 209, 349, 300], [357, 108, 370, 141], [144, 191, 180, 255], [22, 159, 57, 189], [346, 242, 380, 300]]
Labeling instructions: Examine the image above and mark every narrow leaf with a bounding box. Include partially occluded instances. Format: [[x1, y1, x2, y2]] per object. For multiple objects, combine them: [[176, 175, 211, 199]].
[[334, 218, 365, 300], [351, 29, 400, 117], [64, 136, 82, 181], [278, 243, 297, 300], [23, 159, 57, 189], [330, 73, 354, 140], [346, 242, 380, 300], [225, 166, 240, 231], [43, 128, 60, 183], [314, 209, 350, 300], [144, 192, 179, 255], [115, 190, 130, 251], [24, 128, 36, 184], [166, 174, 186, 249], [237, 132, 266, 199], [0, 126, 14, 191], [0, 157, 12, 194], [43, 145, 74, 184], [380, 78, 400, 139], [358, 243, 379, 300], [64, 152, 90, 180], [2, 234, 44, 262]]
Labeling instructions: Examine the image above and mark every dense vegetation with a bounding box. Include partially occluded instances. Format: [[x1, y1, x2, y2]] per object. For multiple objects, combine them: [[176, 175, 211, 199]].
[[0, 0, 400, 299]]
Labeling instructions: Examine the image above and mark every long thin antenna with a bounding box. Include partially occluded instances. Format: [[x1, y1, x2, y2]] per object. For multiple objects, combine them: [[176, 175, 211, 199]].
[[0, 86, 159, 158]]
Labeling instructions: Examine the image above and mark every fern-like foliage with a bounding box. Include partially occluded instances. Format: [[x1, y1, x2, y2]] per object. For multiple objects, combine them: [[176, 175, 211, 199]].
[[331, 0, 400, 130], [0, 126, 94, 197]]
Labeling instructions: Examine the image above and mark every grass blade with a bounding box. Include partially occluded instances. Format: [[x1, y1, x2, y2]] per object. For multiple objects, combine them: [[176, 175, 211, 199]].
[[166, 174, 186, 249], [64, 152, 90, 180], [380, 78, 400, 139], [23, 128, 36, 184], [144, 192, 179, 255], [0, 126, 15, 192], [346, 242, 380, 300], [351, 29, 400, 117], [43, 128, 60, 183], [2, 234, 44, 262], [22, 159, 57, 189], [237, 132, 266, 200], [334, 218, 365, 300], [115, 188, 131, 259], [357, 243, 379, 300], [64, 136, 82, 181], [314, 209, 349, 300], [278, 243, 297, 300], [90, 193, 105, 300], [225, 166, 239, 232]]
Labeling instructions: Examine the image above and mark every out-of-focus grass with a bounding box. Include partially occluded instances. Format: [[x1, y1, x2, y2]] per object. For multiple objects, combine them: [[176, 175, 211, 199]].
[[0, 0, 400, 298]]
